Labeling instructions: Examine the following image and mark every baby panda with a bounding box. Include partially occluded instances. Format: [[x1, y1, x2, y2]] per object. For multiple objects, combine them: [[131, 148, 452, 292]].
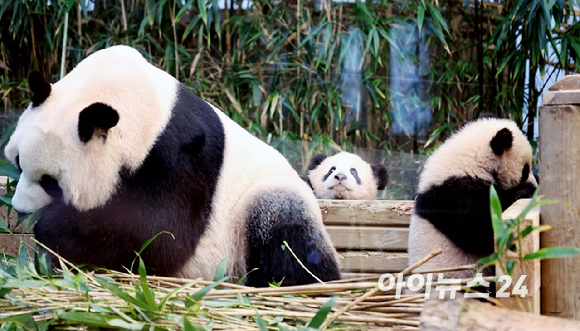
[[5, 45, 341, 287], [408, 117, 537, 278], [305, 152, 389, 200]]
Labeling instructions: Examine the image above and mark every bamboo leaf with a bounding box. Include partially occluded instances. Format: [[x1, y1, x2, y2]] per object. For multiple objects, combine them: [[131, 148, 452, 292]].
[[214, 255, 228, 282], [307, 297, 336, 328], [184, 317, 205, 331], [0, 161, 20, 181], [255, 310, 269, 331], [417, 4, 425, 34], [60, 312, 119, 328], [138, 231, 174, 255], [424, 124, 447, 148], [524, 247, 580, 260], [477, 252, 501, 265], [159, 280, 199, 310], [108, 318, 144, 330], [197, 0, 207, 25], [138, 257, 157, 310], [186, 276, 228, 306], [21, 206, 47, 234], [176, 0, 194, 23], [93, 275, 151, 311], [520, 224, 553, 240], [489, 186, 503, 238], [427, 3, 449, 34], [295, 23, 327, 52]]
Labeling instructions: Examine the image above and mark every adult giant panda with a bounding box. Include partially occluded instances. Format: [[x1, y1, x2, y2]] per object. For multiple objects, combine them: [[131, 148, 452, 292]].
[[408, 117, 537, 278], [5, 45, 340, 287]]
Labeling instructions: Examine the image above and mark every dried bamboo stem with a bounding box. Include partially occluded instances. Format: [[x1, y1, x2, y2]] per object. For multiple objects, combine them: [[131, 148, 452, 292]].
[[321, 249, 442, 330]]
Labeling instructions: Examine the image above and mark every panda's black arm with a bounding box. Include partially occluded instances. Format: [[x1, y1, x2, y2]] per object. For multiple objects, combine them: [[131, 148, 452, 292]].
[[415, 177, 495, 255], [34, 200, 200, 276], [415, 177, 536, 255]]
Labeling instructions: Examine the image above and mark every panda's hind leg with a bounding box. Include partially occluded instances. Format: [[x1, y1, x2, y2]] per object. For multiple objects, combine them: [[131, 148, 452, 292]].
[[244, 190, 340, 287]]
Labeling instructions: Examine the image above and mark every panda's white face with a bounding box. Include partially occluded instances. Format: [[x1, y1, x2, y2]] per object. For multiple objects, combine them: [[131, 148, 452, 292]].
[[4, 46, 177, 213], [308, 152, 380, 200]]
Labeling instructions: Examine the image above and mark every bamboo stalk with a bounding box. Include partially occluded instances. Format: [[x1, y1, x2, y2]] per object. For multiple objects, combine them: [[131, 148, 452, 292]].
[[60, 11, 69, 79]]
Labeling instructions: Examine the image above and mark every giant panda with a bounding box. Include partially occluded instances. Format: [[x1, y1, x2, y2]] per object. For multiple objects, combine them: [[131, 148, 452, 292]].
[[407, 117, 537, 278], [4, 45, 340, 287], [305, 152, 389, 200]]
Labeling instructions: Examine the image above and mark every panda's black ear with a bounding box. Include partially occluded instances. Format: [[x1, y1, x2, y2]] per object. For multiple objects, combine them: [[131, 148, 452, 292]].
[[371, 164, 389, 190], [28, 70, 51, 107], [78, 103, 119, 143], [490, 127, 513, 155], [308, 154, 328, 171]]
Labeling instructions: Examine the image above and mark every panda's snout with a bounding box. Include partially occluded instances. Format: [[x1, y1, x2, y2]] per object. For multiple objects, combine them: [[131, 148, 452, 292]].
[[334, 174, 347, 181]]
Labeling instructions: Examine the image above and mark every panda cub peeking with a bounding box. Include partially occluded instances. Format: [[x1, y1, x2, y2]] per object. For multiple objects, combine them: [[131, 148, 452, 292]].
[[306, 152, 389, 200], [5, 46, 341, 287], [408, 116, 538, 278]]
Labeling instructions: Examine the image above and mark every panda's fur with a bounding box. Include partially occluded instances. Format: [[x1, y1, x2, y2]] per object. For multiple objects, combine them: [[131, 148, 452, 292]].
[[306, 152, 389, 200], [408, 117, 537, 278], [5, 45, 340, 287]]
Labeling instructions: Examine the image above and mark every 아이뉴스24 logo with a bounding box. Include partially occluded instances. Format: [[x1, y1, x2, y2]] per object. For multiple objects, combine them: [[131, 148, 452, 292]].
[[378, 272, 528, 299]]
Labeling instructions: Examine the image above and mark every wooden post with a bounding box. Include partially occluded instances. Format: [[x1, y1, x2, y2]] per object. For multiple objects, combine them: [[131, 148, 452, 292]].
[[539, 75, 580, 319]]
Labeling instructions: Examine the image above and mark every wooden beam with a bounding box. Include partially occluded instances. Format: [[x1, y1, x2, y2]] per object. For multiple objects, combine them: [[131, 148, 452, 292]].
[[318, 199, 414, 227], [338, 251, 408, 273], [420, 296, 580, 331], [326, 225, 408, 250]]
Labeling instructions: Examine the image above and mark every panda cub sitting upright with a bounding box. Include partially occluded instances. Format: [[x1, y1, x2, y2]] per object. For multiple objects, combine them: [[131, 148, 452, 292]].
[[305, 152, 389, 200], [408, 116, 537, 278], [5, 45, 340, 287]]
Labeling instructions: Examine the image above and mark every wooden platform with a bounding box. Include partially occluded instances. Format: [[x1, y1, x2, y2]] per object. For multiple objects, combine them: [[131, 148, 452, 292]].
[[318, 199, 414, 274]]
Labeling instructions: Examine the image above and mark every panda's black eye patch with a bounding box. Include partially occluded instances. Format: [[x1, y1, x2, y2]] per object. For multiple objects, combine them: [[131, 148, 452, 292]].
[[39, 175, 63, 200], [350, 168, 361, 185], [521, 164, 530, 184], [323, 167, 336, 181]]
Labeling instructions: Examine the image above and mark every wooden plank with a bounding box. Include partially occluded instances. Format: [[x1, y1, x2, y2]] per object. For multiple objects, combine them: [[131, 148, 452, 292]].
[[326, 225, 408, 250], [338, 251, 408, 273], [0, 234, 34, 256], [496, 198, 541, 314], [318, 199, 414, 227]]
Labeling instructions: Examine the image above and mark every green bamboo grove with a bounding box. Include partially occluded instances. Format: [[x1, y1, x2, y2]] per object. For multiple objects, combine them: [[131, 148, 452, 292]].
[[1, 0, 579, 152]]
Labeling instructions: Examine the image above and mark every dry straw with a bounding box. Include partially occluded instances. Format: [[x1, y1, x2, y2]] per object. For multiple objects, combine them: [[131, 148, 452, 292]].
[[1, 242, 473, 330]]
